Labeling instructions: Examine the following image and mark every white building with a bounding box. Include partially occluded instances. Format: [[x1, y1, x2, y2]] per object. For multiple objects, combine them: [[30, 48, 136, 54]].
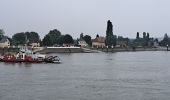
[[0, 37, 10, 47], [30, 42, 40, 47], [78, 39, 88, 47]]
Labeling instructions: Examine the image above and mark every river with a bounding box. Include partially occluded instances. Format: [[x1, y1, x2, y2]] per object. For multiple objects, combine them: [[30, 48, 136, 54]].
[[0, 51, 170, 100]]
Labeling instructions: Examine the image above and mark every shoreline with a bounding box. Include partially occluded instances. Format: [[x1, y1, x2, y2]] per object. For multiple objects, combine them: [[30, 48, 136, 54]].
[[26, 47, 170, 53], [0, 47, 169, 54]]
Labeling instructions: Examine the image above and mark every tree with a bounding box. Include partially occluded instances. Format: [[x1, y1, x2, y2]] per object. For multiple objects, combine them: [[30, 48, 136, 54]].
[[143, 32, 146, 39], [0, 29, 5, 40], [96, 34, 99, 38], [147, 33, 150, 39], [155, 38, 158, 43], [57, 35, 64, 45], [48, 29, 61, 45], [63, 34, 74, 44], [12, 32, 26, 45], [106, 20, 113, 37], [42, 34, 53, 46], [160, 33, 170, 46], [83, 35, 92, 46], [118, 36, 123, 40], [42, 29, 62, 46], [105, 20, 116, 47], [25, 32, 40, 43], [105, 35, 117, 47], [0, 29, 5, 35], [136, 32, 139, 39], [80, 33, 84, 39]]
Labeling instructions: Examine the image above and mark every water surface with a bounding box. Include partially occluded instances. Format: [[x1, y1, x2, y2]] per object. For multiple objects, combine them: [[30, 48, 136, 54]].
[[0, 51, 170, 100]]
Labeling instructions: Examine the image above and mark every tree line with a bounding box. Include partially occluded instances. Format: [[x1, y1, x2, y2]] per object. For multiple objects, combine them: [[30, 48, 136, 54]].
[[0, 29, 74, 46], [0, 20, 170, 48]]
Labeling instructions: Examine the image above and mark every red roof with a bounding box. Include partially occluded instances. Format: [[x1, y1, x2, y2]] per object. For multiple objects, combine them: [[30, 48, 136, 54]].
[[92, 37, 105, 43]]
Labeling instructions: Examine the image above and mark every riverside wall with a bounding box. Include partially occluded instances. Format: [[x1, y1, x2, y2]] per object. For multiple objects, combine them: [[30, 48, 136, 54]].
[[0, 46, 169, 54], [35, 47, 84, 53]]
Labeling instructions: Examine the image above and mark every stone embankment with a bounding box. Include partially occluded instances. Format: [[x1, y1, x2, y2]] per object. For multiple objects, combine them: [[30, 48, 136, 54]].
[[0, 46, 169, 54]]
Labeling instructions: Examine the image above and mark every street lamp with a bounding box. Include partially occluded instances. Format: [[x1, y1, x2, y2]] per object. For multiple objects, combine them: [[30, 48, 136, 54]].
[[2, 46, 4, 55], [111, 45, 114, 52], [106, 46, 108, 52]]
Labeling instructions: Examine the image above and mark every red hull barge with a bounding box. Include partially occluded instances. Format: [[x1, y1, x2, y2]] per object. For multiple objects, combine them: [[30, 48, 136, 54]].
[[0, 54, 60, 64]]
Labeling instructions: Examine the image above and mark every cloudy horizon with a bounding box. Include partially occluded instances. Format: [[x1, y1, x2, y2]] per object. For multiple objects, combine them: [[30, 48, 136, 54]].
[[0, 0, 170, 39]]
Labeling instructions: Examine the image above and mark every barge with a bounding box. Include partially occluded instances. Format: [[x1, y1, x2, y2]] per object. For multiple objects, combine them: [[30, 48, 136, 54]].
[[0, 48, 60, 63]]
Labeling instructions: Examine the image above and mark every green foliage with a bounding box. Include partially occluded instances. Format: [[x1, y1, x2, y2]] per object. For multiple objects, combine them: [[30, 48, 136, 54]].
[[42, 29, 62, 46], [57, 35, 64, 45], [63, 34, 74, 44], [48, 29, 61, 44], [160, 33, 170, 46], [12, 32, 26, 45], [12, 31, 40, 46], [105, 20, 116, 47], [136, 32, 139, 39], [42, 29, 75, 46], [42, 34, 53, 46], [133, 38, 145, 47], [143, 32, 146, 39], [80, 33, 84, 39], [0, 29, 5, 35], [83, 35, 92, 46], [117, 36, 129, 44], [0, 29, 5, 40], [25, 32, 40, 43], [105, 35, 117, 47], [106, 20, 113, 37], [147, 33, 150, 39], [133, 32, 152, 47]]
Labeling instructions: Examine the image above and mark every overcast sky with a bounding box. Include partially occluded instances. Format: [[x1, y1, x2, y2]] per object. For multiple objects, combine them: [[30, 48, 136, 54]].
[[0, 0, 170, 39]]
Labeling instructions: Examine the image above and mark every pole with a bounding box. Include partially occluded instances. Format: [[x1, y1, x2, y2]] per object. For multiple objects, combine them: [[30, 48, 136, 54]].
[[111, 45, 114, 52], [167, 44, 169, 51], [2, 46, 4, 55]]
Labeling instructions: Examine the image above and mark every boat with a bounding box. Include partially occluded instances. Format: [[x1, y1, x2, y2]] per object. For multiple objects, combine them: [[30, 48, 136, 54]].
[[0, 48, 61, 63]]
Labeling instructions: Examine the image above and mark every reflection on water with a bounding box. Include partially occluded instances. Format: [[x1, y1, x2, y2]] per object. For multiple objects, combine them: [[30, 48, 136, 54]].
[[2, 62, 33, 67], [0, 51, 170, 100]]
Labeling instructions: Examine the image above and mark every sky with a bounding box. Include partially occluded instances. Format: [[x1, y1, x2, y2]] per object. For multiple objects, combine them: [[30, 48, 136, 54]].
[[0, 0, 170, 39]]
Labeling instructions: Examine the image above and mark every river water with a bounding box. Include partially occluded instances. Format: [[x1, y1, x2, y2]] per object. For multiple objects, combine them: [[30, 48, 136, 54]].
[[0, 51, 170, 100]]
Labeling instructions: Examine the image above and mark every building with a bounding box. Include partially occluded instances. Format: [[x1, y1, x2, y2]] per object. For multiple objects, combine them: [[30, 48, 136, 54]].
[[92, 35, 105, 48], [116, 40, 128, 48], [78, 39, 88, 47], [63, 43, 74, 47], [0, 36, 10, 47], [28, 40, 40, 48], [30, 42, 40, 47]]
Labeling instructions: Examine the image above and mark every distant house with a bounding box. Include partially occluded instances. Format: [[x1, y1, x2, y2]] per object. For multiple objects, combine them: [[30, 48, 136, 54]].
[[116, 40, 129, 48], [92, 35, 105, 48], [0, 36, 10, 47], [116, 37, 129, 48], [153, 39, 159, 47], [30, 42, 40, 47], [78, 38, 88, 47], [28, 40, 40, 47], [116, 41, 126, 47], [63, 43, 74, 47]]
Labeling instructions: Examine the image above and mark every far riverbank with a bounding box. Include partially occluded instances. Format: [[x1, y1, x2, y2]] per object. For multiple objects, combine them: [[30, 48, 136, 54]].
[[0, 46, 169, 54]]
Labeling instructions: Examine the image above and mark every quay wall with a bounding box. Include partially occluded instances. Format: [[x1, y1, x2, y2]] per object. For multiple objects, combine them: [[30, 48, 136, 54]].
[[0, 47, 169, 54]]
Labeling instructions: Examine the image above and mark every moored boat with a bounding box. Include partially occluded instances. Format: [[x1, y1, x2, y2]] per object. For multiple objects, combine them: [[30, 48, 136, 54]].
[[0, 48, 60, 63]]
